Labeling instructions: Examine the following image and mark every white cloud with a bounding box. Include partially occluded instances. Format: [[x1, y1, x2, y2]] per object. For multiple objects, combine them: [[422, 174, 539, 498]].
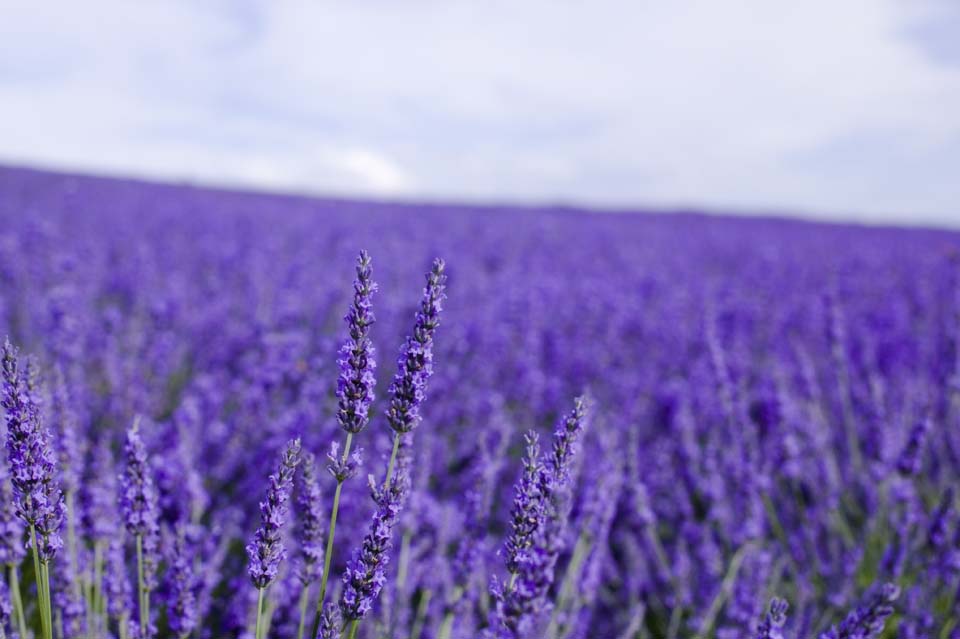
[[0, 0, 958, 226]]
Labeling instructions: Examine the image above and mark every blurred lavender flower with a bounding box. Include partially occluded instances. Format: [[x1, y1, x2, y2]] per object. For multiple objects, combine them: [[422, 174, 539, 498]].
[[168, 524, 199, 638], [120, 418, 160, 588], [247, 438, 301, 589], [754, 598, 788, 639], [818, 583, 899, 639], [504, 432, 544, 576], [296, 451, 324, 586]]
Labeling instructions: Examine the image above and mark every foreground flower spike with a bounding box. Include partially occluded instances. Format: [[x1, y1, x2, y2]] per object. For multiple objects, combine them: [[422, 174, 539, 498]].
[[318, 602, 342, 639], [296, 452, 325, 639], [121, 417, 160, 639], [337, 249, 377, 436], [313, 251, 379, 637], [755, 598, 788, 639], [248, 438, 301, 639], [2, 339, 63, 639], [494, 397, 589, 638], [386, 257, 447, 438], [339, 463, 410, 636], [380, 258, 447, 495], [818, 583, 900, 639]]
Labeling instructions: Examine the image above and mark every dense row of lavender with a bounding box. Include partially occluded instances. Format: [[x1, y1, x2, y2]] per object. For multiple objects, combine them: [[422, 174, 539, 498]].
[[0, 165, 957, 638]]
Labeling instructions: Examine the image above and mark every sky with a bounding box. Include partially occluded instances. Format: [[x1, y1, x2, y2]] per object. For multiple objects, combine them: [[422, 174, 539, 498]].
[[1, 1, 959, 227]]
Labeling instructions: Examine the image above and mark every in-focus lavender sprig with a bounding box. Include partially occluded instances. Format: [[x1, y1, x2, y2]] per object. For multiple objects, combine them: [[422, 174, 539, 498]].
[[336, 250, 377, 436], [754, 598, 788, 639], [2, 339, 63, 639], [312, 251, 379, 638], [818, 583, 900, 639], [339, 463, 410, 632], [248, 437, 301, 639]]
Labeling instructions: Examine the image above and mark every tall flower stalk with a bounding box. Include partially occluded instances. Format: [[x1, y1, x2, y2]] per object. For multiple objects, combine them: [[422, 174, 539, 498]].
[[247, 438, 301, 639], [2, 339, 64, 639], [382, 258, 447, 491], [120, 417, 160, 639], [311, 251, 378, 639]]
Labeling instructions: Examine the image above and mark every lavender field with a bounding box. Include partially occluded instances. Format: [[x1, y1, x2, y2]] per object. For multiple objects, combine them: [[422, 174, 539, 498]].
[[0, 165, 957, 639]]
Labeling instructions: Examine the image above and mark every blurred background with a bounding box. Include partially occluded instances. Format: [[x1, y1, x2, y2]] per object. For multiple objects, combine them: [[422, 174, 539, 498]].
[[0, 0, 958, 227]]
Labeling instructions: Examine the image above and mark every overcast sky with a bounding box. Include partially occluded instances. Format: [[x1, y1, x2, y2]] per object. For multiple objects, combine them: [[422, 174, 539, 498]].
[[1, 1, 959, 227]]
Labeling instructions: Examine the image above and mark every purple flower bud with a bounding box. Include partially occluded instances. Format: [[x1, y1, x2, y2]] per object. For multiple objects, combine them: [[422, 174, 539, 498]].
[[168, 524, 198, 638], [120, 418, 160, 590], [247, 438, 301, 589], [754, 598, 788, 639], [327, 441, 362, 483], [504, 432, 544, 576], [319, 602, 342, 639]]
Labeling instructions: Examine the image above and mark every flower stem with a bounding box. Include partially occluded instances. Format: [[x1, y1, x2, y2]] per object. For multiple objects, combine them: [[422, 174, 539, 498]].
[[254, 587, 266, 639], [30, 525, 52, 639], [296, 583, 311, 639], [383, 433, 401, 491], [8, 564, 28, 639], [697, 543, 752, 636], [136, 534, 147, 637], [410, 589, 432, 639], [310, 431, 353, 639], [347, 619, 360, 639]]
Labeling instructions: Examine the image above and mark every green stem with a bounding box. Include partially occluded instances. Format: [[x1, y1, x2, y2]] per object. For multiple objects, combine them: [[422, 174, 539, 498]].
[[136, 534, 147, 637], [92, 541, 104, 637], [297, 583, 311, 639], [410, 589, 432, 639], [254, 587, 266, 639], [310, 431, 353, 639], [119, 612, 129, 639], [383, 433, 402, 491], [437, 611, 456, 639], [40, 560, 53, 639], [30, 525, 52, 639], [697, 543, 752, 636], [545, 533, 591, 639], [8, 564, 28, 639], [66, 490, 81, 600], [347, 619, 360, 639]]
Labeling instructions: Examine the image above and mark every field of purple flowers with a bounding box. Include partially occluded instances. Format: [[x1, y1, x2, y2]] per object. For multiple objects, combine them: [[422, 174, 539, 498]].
[[0, 165, 957, 639]]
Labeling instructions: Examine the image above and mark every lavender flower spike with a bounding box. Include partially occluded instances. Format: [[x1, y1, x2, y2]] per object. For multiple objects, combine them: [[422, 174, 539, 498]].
[[819, 583, 900, 639], [297, 451, 325, 586], [755, 598, 788, 639], [337, 250, 377, 435], [247, 438, 302, 589], [504, 432, 544, 576], [1, 338, 65, 562], [168, 524, 198, 639], [339, 463, 410, 623], [387, 258, 447, 436], [121, 417, 160, 638]]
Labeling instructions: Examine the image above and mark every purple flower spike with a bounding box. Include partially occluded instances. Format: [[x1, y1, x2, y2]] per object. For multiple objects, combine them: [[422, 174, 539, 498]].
[[1, 338, 64, 561], [387, 258, 447, 436], [120, 417, 161, 592], [504, 432, 544, 576], [318, 602, 342, 639], [327, 440, 362, 483], [247, 438, 301, 589], [296, 451, 325, 585], [819, 583, 900, 639], [755, 598, 788, 639], [339, 465, 410, 622], [336, 250, 377, 435], [168, 524, 198, 638]]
